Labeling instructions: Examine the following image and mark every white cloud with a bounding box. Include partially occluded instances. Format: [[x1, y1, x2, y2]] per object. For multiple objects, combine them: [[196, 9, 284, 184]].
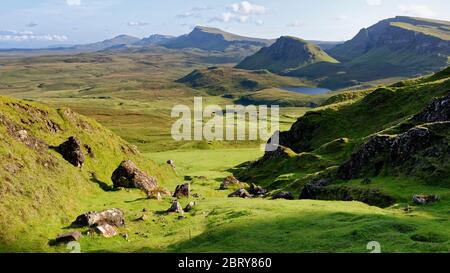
[[209, 1, 266, 24], [0, 30, 68, 42], [398, 4, 436, 18], [177, 6, 211, 18], [287, 20, 304, 28], [26, 22, 38, 28], [66, 0, 81, 6], [228, 1, 266, 15], [256, 19, 264, 26], [127, 21, 148, 27], [366, 0, 382, 6]]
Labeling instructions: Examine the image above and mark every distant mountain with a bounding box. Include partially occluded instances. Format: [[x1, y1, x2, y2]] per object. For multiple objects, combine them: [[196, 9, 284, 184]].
[[73, 35, 141, 51], [329, 16, 450, 63], [163, 26, 274, 51], [134, 34, 175, 46], [236, 36, 339, 73], [288, 16, 450, 89]]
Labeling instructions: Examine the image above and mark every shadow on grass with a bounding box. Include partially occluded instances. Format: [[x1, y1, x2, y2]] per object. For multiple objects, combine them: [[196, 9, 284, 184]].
[[146, 211, 447, 253]]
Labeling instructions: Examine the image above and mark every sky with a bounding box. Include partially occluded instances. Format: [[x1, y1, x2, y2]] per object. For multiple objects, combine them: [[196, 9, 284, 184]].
[[1, 0, 450, 48]]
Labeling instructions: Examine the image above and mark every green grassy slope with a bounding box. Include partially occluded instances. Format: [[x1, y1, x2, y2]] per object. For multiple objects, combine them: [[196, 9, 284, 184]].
[[237, 67, 450, 200], [236, 36, 338, 73], [0, 96, 174, 251]]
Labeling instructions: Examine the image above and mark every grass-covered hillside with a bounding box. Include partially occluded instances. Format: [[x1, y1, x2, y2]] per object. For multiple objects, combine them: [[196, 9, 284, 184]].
[[237, 66, 450, 205], [288, 16, 450, 89], [0, 96, 174, 252], [236, 36, 339, 73]]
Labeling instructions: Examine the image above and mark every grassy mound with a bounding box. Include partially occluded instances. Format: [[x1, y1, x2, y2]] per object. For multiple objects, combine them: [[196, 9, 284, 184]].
[[176, 66, 309, 96]]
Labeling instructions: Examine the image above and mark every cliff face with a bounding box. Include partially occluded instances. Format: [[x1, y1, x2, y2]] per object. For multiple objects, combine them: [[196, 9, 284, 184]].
[[330, 16, 450, 63]]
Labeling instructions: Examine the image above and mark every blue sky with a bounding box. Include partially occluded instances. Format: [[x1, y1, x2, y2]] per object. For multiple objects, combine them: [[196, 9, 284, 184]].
[[1, 0, 450, 47]]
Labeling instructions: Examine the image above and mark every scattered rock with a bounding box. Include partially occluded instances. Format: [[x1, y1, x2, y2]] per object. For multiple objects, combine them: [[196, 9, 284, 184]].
[[93, 223, 118, 238], [228, 188, 251, 198], [111, 160, 159, 197], [167, 160, 175, 168], [72, 208, 125, 227], [83, 144, 95, 158], [136, 214, 148, 221], [184, 201, 196, 212], [192, 193, 200, 198], [220, 176, 240, 189], [142, 208, 148, 212], [167, 201, 184, 214], [55, 231, 81, 244], [0, 114, 47, 151], [272, 191, 295, 200], [412, 194, 440, 205], [178, 216, 187, 220], [173, 183, 190, 198], [248, 183, 268, 196], [56, 136, 85, 167], [120, 233, 129, 240]]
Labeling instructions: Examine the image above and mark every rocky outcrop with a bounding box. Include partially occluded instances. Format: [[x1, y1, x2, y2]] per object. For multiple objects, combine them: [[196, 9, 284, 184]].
[[111, 160, 158, 196], [220, 176, 240, 189], [72, 208, 125, 227], [300, 179, 332, 199], [413, 93, 450, 123], [56, 136, 85, 167], [228, 188, 251, 198], [272, 191, 295, 200], [338, 127, 438, 180], [338, 135, 393, 180], [390, 127, 436, 163], [173, 183, 190, 198]]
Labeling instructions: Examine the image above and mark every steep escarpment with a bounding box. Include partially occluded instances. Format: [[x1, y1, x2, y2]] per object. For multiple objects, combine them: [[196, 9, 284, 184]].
[[0, 96, 172, 251], [236, 66, 450, 206], [288, 16, 450, 89]]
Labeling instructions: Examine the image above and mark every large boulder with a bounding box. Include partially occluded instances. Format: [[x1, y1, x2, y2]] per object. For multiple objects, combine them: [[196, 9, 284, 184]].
[[173, 183, 190, 198], [184, 201, 197, 212], [228, 188, 251, 198], [220, 176, 240, 189], [93, 223, 118, 238], [111, 160, 158, 196], [56, 136, 85, 167], [72, 208, 125, 227]]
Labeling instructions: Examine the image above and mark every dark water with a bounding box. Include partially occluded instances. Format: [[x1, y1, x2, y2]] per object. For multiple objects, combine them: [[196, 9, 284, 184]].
[[281, 86, 331, 95]]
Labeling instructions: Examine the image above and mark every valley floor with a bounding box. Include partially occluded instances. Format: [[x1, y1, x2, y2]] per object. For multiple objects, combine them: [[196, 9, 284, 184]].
[[27, 148, 447, 253]]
